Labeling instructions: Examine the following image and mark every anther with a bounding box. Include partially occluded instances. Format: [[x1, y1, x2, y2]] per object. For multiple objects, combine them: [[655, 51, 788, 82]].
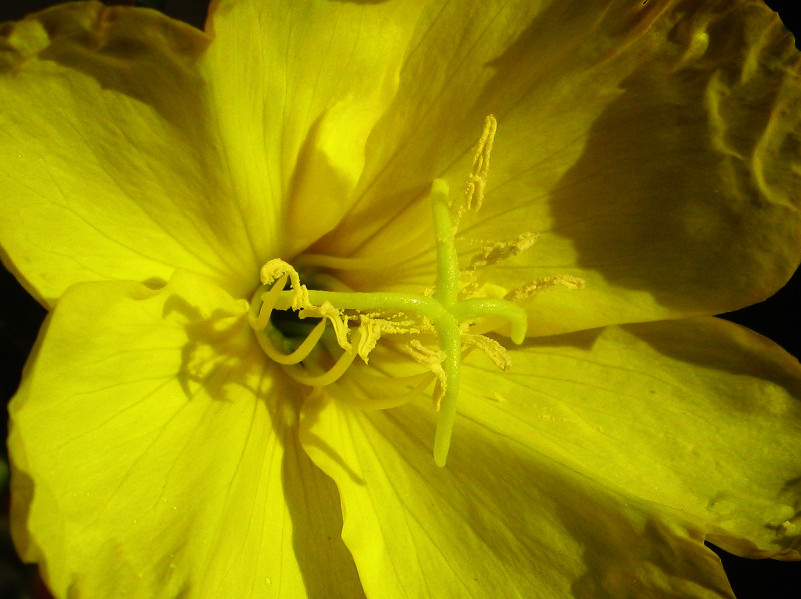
[[464, 114, 497, 212]]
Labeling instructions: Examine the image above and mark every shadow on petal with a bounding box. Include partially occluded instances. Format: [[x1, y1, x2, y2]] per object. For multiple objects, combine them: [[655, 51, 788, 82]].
[[548, 5, 801, 314], [163, 287, 365, 597]]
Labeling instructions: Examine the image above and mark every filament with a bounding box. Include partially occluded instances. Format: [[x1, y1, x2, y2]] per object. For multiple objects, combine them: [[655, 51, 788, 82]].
[[249, 273, 288, 331], [280, 330, 362, 387], [249, 273, 329, 366], [262, 320, 326, 365]]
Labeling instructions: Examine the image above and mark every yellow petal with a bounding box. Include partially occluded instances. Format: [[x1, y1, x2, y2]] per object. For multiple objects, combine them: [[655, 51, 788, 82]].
[[301, 316, 801, 597], [457, 317, 801, 559], [319, 0, 801, 335], [300, 393, 734, 598], [0, 3, 260, 306], [9, 271, 363, 598], [201, 0, 427, 256]]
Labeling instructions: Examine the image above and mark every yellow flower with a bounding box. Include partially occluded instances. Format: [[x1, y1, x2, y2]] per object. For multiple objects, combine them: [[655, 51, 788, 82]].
[[2, 1, 801, 597]]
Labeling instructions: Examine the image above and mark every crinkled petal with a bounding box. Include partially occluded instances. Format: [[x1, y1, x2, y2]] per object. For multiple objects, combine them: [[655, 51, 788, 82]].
[[457, 317, 801, 560], [301, 316, 801, 598], [201, 0, 427, 256], [316, 0, 801, 336], [9, 271, 363, 598], [0, 3, 261, 305]]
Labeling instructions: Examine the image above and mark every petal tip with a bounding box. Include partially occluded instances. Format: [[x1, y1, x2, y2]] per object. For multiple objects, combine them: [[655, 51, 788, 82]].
[[1, 1, 210, 72]]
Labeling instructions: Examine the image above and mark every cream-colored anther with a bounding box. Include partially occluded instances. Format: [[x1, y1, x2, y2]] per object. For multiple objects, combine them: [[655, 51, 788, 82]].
[[406, 339, 448, 410], [470, 232, 541, 269], [464, 114, 497, 212], [505, 274, 587, 302], [299, 301, 352, 351], [356, 314, 424, 363], [462, 333, 512, 372]]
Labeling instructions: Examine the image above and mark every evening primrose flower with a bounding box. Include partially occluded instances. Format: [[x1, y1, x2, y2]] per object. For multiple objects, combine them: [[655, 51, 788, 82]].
[[2, 0, 801, 597]]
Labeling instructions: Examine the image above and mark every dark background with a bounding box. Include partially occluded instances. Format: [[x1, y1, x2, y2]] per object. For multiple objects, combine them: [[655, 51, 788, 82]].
[[1, 1, 800, 598]]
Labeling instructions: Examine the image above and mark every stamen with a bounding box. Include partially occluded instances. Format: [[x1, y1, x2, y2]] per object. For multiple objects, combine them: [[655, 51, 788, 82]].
[[249, 178, 527, 467], [249, 273, 288, 331], [299, 301, 352, 350], [249, 274, 328, 366], [505, 274, 587, 302], [261, 320, 326, 366], [281, 330, 362, 387], [247, 117, 552, 467], [405, 339, 448, 408], [462, 333, 512, 372], [356, 314, 424, 363], [295, 250, 410, 272], [307, 273, 355, 293], [464, 114, 497, 212], [355, 369, 433, 388], [260, 260, 303, 302], [469, 232, 541, 269]]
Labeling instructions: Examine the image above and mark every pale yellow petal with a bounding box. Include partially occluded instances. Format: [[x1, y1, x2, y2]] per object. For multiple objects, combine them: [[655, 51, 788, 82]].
[[456, 317, 801, 560], [202, 0, 427, 256], [300, 393, 736, 598], [0, 3, 262, 305], [9, 271, 363, 598]]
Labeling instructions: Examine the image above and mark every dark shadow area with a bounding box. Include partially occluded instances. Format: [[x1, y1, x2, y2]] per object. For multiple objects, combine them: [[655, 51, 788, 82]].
[[709, 541, 801, 599], [547, 4, 800, 315], [1, 0, 207, 28], [767, 0, 801, 49], [26, 3, 211, 137]]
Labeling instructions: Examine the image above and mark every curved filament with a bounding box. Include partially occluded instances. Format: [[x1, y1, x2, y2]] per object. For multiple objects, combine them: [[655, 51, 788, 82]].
[[280, 330, 362, 387], [250, 274, 326, 366]]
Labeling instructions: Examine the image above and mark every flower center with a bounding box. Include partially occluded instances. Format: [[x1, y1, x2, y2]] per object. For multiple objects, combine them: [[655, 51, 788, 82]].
[[246, 115, 585, 466], [249, 174, 526, 467]]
